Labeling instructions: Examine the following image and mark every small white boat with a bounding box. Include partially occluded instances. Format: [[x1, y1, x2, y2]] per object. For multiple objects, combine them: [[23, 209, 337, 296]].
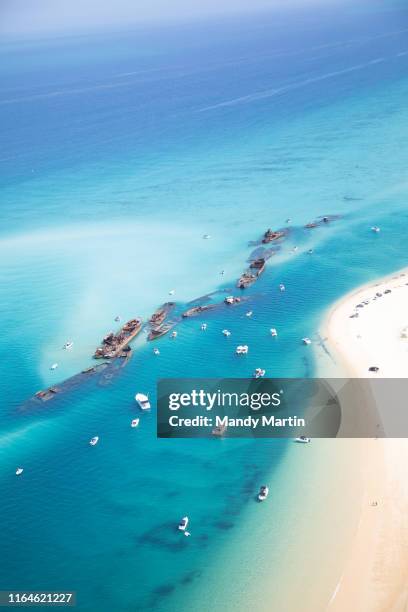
[[16, 467, 24, 476], [202, 234, 211, 239], [308, 249, 314, 254], [258, 485, 269, 501], [371, 226, 380, 233], [220, 270, 225, 275], [131, 419, 140, 428], [201, 323, 207, 331], [295, 436, 311, 444], [135, 393, 151, 410], [293, 246, 298, 252], [236, 345, 249, 355], [153, 348, 160, 355], [302, 337, 312, 345], [222, 329, 231, 337], [63, 341, 73, 350], [253, 368, 266, 378], [224, 296, 235, 305], [114, 315, 121, 322], [270, 328, 277, 337], [178, 516, 189, 531], [50, 363, 59, 370], [89, 436, 99, 446], [168, 289, 175, 295], [279, 284, 286, 292], [170, 331, 178, 339], [246, 311, 253, 317]]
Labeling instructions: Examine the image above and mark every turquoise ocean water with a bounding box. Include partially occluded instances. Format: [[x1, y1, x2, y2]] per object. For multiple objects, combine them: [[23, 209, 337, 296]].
[[1, 2, 408, 610]]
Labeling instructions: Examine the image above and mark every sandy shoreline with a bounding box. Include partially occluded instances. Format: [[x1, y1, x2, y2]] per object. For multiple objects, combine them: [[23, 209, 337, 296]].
[[319, 270, 408, 611]]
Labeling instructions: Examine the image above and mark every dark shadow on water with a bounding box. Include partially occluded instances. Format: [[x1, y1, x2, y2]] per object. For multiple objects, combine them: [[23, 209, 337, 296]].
[[179, 569, 202, 585], [213, 520, 234, 530], [137, 522, 188, 552], [166, 489, 181, 498], [153, 584, 175, 597]]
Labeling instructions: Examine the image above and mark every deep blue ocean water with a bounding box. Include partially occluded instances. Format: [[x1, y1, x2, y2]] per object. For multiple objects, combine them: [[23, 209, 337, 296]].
[[1, 2, 408, 610]]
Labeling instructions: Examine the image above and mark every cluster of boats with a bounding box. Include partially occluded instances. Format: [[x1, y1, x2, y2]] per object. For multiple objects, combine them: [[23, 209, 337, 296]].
[[39, 215, 331, 414], [178, 516, 191, 536], [87, 393, 150, 447]]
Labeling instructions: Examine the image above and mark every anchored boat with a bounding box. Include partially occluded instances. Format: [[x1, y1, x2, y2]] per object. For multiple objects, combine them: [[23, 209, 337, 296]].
[[295, 436, 311, 444], [258, 485, 269, 501], [224, 296, 241, 305], [135, 393, 151, 410], [178, 516, 189, 531], [236, 345, 249, 355], [253, 368, 266, 378]]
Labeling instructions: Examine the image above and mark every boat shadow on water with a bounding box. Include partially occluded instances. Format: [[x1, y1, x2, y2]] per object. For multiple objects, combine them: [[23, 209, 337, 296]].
[[137, 521, 208, 553]]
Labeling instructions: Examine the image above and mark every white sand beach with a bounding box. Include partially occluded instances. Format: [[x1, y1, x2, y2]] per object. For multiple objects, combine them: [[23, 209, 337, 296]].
[[320, 270, 408, 612]]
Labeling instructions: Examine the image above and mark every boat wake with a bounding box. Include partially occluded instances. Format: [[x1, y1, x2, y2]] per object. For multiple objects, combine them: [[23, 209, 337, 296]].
[[197, 57, 391, 113]]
